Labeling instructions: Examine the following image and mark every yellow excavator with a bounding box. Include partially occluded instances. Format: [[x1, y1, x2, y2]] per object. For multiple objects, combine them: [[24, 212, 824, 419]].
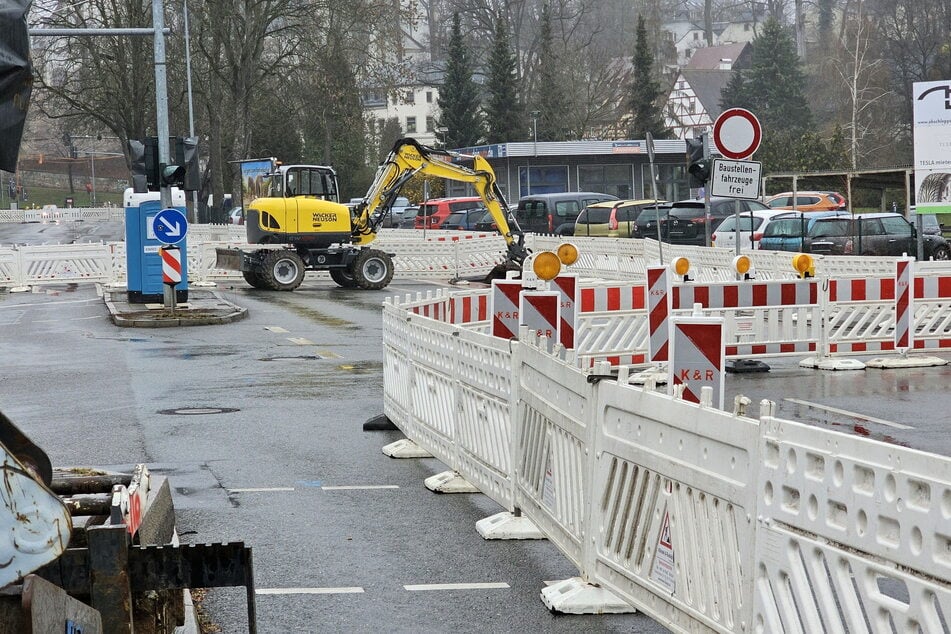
[[215, 138, 528, 290]]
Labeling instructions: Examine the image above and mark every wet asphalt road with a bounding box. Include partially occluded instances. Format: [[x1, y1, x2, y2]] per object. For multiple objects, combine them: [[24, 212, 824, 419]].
[[2, 221, 950, 633]]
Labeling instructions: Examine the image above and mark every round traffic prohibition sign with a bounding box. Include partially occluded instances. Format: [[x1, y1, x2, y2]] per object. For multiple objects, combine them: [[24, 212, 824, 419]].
[[713, 108, 762, 160]]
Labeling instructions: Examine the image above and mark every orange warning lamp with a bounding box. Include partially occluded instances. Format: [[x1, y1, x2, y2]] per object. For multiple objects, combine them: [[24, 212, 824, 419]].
[[671, 256, 691, 281], [792, 253, 814, 278], [532, 251, 562, 281], [556, 242, 579, 266], [733, 254, 753, 279]]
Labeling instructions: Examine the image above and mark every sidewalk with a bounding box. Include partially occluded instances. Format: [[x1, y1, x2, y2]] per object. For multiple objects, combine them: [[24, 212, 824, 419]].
[[103, 287, 247, 327]]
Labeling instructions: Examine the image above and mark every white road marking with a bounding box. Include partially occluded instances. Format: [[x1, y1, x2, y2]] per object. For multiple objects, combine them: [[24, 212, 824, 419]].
[[257, 587, 364, 595], [34, 315, 105, 323], [404, 582, 510, 591], [317, 350, 342, 359], [264, 326, 289, 333], [288, 337, 314, 345], [784, 398, 913, 430], [321, 485, 399, 491], [0, 298, 100, 309], [229, 487, 295, 493]]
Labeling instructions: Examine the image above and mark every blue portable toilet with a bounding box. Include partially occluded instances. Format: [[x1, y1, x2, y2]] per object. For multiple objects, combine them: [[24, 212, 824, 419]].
[[126, 199, 189, 303]]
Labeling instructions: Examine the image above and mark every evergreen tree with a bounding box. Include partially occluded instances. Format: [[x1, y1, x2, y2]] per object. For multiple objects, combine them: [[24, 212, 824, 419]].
[[720, 17, 814, 172], [533, 3, 570, 141], [436, 13, 483, 149], [627, 15, 670, 140], [484, 13, 524, 144]]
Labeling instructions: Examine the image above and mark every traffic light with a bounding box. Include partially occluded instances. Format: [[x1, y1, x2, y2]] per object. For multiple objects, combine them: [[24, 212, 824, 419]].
[[129, 136, 199, 192], [685, 137, 710, 187], [128, 138, 159, 193], [162, 136, 200, 191]]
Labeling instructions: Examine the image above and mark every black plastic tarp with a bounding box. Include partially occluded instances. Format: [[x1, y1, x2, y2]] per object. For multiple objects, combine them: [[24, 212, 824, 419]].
[[0, 1, 33, 173]]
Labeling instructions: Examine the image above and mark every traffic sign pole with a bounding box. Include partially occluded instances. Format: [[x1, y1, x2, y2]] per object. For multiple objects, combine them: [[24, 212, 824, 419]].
[[151, 208, 189, 309]]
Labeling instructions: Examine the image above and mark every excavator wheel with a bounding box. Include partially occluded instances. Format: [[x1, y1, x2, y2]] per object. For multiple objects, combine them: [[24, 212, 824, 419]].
[[329, 267, 358, 288], [353, 249, 395, 290], [242, 270, 269, 289], [260, 249, 305, 291]]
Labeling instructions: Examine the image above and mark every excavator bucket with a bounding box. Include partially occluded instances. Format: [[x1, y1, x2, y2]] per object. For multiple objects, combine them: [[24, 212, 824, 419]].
[[0, 412, 72, 588]]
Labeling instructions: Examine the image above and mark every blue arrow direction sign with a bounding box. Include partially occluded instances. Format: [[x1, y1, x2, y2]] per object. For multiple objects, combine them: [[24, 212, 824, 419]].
[[152, 208, 188, 245]]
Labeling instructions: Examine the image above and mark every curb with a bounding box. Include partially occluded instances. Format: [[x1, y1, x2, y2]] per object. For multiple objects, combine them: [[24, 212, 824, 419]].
[[104, 290, 248, 328]]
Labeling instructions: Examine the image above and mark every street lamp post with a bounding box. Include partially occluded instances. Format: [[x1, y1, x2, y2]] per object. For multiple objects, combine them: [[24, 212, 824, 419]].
[[530, 111, 540, 156], [183, 0, 198, 223]]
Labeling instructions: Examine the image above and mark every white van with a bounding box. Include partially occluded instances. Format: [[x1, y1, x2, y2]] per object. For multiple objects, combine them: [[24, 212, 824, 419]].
[[123, 187, 186, 208]]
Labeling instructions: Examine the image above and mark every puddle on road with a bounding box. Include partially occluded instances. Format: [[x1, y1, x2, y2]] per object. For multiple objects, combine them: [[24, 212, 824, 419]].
[[253, 294, 358, 329], [241, 360, 384, 398]]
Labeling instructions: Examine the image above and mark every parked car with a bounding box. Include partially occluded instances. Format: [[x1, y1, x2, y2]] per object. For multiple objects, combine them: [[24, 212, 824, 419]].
[[574, 199, 664, 238], [396, 206, 420, 229], [911, 210, 943, 236], [228, 207, 244, 225], [758, 210, 851, 252], [665, 197, 771, 246], [514, 192, 618, 235], [415, 196, 484, 230], [442, 207, 488, 230], [805, 213, 951, 259], [631, 203, 672, 240], [711, 209, 790, 250], [765, 191, 847, 212], [473, 208, 517, 233]]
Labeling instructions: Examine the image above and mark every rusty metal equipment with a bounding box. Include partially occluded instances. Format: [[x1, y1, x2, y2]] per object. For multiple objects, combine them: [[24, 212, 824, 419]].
[[1, 408, 258, 633]]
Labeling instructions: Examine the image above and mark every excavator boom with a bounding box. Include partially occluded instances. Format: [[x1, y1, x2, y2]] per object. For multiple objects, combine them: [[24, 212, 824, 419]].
[[354, 138, 529, 268]]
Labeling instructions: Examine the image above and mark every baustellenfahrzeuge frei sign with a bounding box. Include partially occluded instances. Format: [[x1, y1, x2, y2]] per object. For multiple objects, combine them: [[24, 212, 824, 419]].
[[913, 80, 951, 214]]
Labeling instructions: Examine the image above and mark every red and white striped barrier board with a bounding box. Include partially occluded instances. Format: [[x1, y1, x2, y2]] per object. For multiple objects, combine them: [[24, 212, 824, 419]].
[[830, 276, 951, 301], [647, 266, 671, 362], [579, 284, 646, 312], [552, 275, 577, 349], [160, 246, 182, 285], [673, 280, 817, 310], [449, 292, 489, 325], [668, 316, 724, 408], [520, 291, 560, 352], [725, 341, 816, 356], [492, 279, 523, 339], [895, 258, 913, 350], [411, 299, 446, 321]]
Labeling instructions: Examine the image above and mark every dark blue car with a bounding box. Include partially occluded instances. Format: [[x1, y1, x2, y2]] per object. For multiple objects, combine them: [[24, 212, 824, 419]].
[[759, 210, 851, 252]]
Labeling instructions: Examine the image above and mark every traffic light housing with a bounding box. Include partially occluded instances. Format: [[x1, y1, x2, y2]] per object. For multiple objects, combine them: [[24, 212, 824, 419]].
[[685, 137, 710, 187], [165, 136, 200, 190], [128, 138, 159, 193], [129, 136, 200, 192]]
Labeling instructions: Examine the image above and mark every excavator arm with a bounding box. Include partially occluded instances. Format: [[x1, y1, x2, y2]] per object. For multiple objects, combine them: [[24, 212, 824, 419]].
[[353, 138, 529, 267]]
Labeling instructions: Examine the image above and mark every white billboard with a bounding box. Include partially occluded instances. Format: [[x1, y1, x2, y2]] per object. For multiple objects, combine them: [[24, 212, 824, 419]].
[[913, 81, 951, 213]]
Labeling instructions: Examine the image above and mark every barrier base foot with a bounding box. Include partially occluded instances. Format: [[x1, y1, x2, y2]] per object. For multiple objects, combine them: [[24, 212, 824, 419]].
[[382, 439, 433, 459], [866, 355, 948, 369], [425, 470, 479, 493], [541, 577, 635, 615], [476, 512, 545, 540], [9, 285, 30, 293], [799, 357, 866, 371], [363, 414, 399, 431]]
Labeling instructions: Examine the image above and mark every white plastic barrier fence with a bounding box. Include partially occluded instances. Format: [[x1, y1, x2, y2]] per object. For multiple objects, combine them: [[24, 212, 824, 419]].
[[381, 291, 951, 632], [0, 207, 124, 223], [383, 290, 517, 509], [16, 243, 115, 286], [823, 273, 951, 356], [754, 415, 951, 632]]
